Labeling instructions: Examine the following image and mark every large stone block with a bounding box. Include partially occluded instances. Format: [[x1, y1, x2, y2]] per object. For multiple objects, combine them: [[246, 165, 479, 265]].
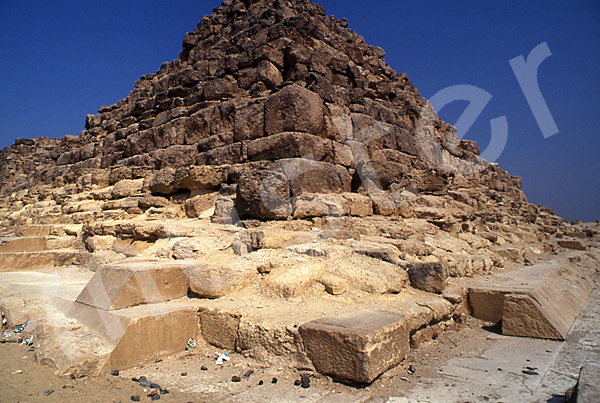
[[468, 264, 594, 340], [184, 262, 253, 299], [246, 132, 328, 162], [568, 364, 600, 403], [265, 84, 324, 136], [75, 261, 190, 310], [0, 236, 46, 253], [199, 307, 241, 350], [235, 170, 292, 220], [274, 158, 352, 197], [407, 261, 449, 294], [299, 310, 409, 383]]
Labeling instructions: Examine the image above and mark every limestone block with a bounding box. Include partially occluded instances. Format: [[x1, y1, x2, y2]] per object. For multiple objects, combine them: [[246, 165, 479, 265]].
[[264, 84, 324, 136], [235, 170, 292, 220], [407, 261, 449, 294], [558, 239, 587, 250], [468, 288, 510, 323], [184, 193, 218, 218], [199, 307, 241, 350], [569, 364, 600, 403], [343, 193, 373, 217], [16, 225, 51, 237], [293, 194, 347, 219], [0, 236, 46, 253], [299, 310, 409, 383], [502, 294, 563, 340], [111, 179, 144, 199], [502, 268, 593, 340], [257, 60, 283, 89], [184, 262, 253, 299], [176, 166, 229, 191], [246, 132, 327, 162], [274, 158, 352, 197], [75, 262, 189, 310]]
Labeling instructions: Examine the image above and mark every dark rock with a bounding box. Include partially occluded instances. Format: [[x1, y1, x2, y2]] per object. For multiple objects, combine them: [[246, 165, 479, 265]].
[[111, 369, 120, 376], [43, 389, 54, 396], [131, 396, 141, 402], [232, 375, 241, 382], [407, 261, 449, 294], [201, 365, 208, 371], [235, 170, 292, 220], [301, 374, 310, 388], [274, 158, 351, 197], [264, 84, 324, 136], [271, 377, 278, 384]]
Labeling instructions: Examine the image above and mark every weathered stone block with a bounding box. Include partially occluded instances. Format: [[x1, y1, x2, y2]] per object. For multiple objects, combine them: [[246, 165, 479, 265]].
[[111, 179, 144, 199], [407, 261, 449, 294], [199, 308, 241, 350], [75, 262, 189, 310], [246, 132, 327, 162], [184, 193, 218, 218], [299, 310, 409, 383], [265, 85, 324, 136]]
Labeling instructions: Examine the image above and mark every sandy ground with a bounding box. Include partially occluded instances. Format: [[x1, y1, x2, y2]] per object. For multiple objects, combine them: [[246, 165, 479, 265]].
[[0, 317, 497, 403]]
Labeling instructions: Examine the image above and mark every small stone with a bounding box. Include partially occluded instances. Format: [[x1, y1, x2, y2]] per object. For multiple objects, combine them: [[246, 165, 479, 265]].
[[522, 369, 539, 375], [232, 375, 241, 382], [294, 379, 301, 386], [150, 383, 161, 389], [132, 377, 140, 382], [301, 374, 310, 388], [160, 389, 169, 394], [243, 369, 254, 378], [131, 396, 141, 402], [62, 384, 74, 389], [271, 377, 278, 384], [258, 380, 264, 385], [111, 370, 120, 376], [43, 389, 54, 396], [181, 372, 188, 376], [148, 390, 158, 397], [408, 364, 416, 374], [140, 379, 151, 387], [151, 395, 160, 401], [201, 365, 208, 371]]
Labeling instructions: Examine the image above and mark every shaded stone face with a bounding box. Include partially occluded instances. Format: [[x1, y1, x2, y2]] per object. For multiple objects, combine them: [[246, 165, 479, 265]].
[[299, 310, 409, 383]]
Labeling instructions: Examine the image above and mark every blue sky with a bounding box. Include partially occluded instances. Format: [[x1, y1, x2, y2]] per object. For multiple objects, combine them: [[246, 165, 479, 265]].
[[1, 1, 598, 221]]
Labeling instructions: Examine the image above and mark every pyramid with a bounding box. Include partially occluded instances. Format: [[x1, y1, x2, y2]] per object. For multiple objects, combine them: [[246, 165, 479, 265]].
[[1, 0, 595, 383], [0, 0, 532, 226]]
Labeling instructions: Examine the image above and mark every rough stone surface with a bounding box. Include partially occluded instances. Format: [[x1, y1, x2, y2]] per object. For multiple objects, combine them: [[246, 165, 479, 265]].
[[299, 310, 409, 383], [264, 85, 324, 136], [407, 261, 449, 294]]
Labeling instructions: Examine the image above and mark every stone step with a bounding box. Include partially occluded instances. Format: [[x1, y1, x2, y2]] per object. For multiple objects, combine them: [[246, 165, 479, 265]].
[[0, 250, 81, 271], [16, 225, 52, 237], [75, 260, 192, 310], [0, 236, 46, 253], [0, 235, 77, 253], [54, 297, 198, 374], [468, 262, 595, 340]]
